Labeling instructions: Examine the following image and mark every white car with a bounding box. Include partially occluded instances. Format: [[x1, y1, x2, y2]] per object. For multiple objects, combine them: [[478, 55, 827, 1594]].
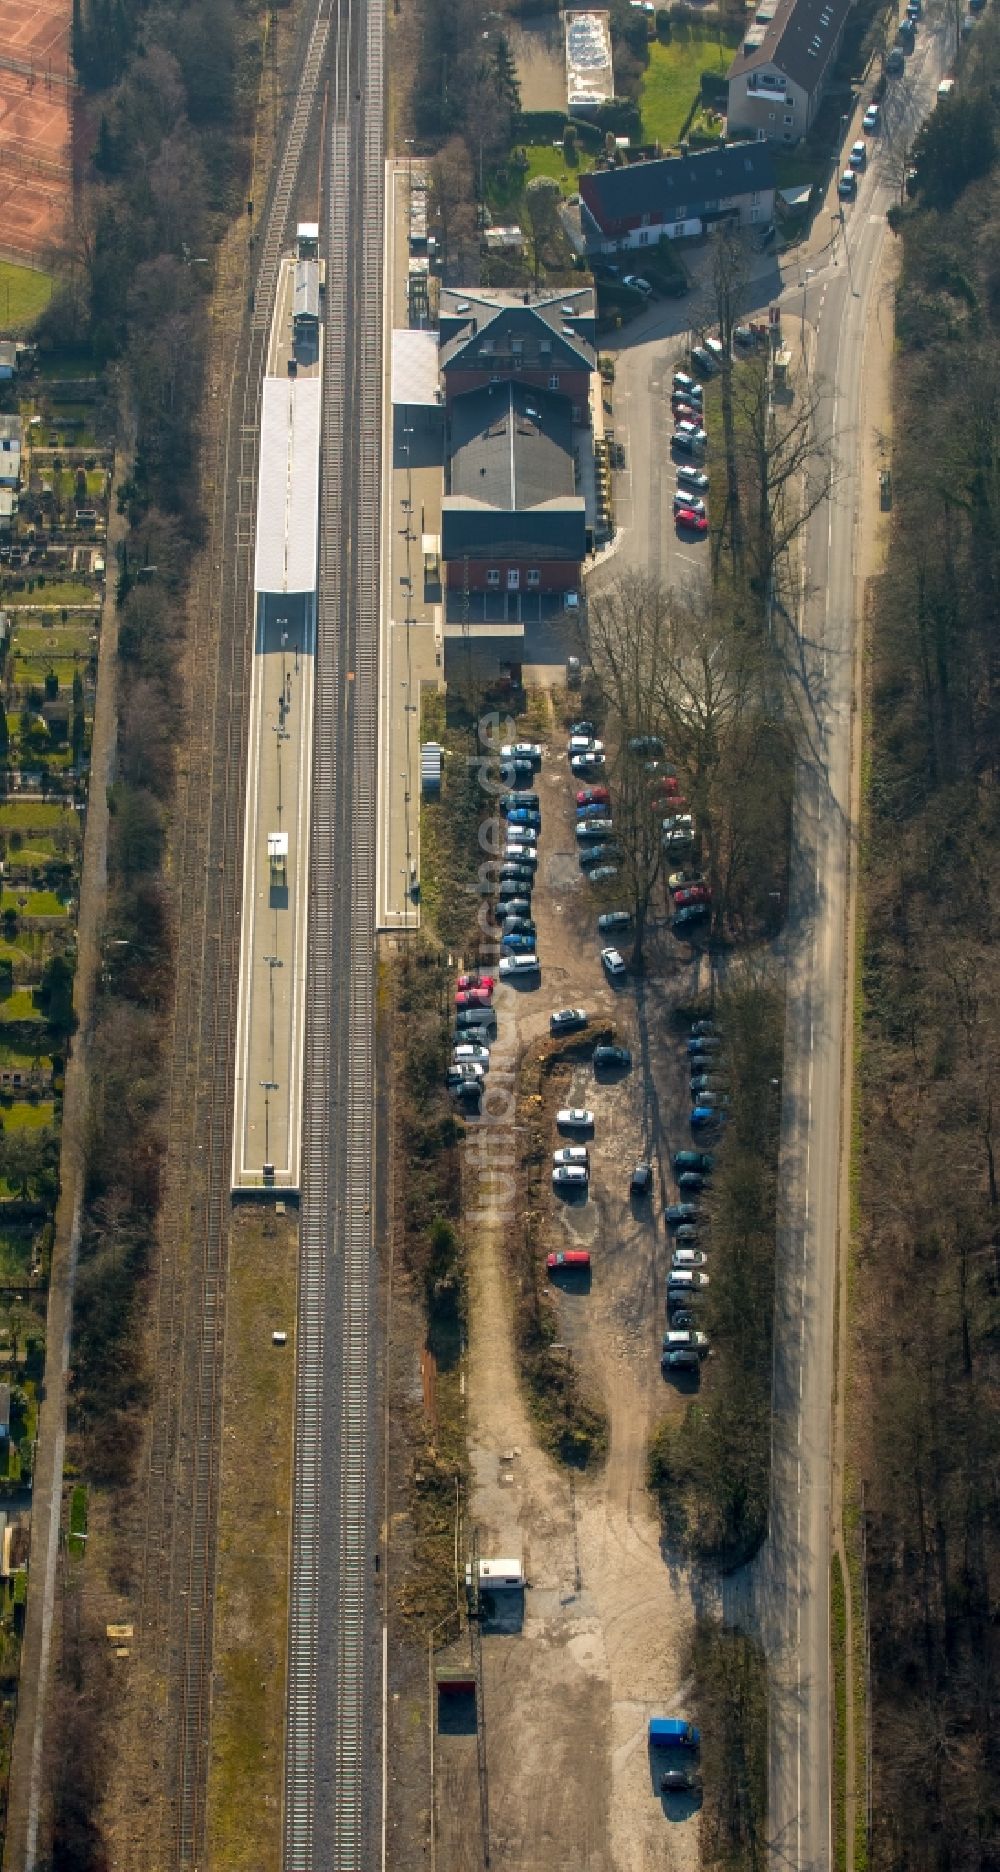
[[553, 1164, 589, 1187], [601, 946, 627, 979], [503, 846, 538, 866], [663, 1329, 710, 1355], [499, 952, 539, 977], [673, 491, 706, 515], [662, 813, 694, 834], [453, 1044, 490, 1069], [676, 464, 709, 493], [568, 735, 605, 756], [623, 273, 652, 296], [500, 742, 542, 763], [672, 1248, 708, 1269], [570, 751, 607, 775], [674, 420, 708, 447], [863, 103, 880, 132], [554, 1145, 589, 1165], [667, 1268, 710, 1290], [556, 1107, 595, 1130]]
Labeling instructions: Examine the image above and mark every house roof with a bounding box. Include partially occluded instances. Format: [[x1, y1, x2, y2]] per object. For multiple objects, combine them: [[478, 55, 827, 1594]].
[[580, 143, 775, 233], [0, 414, 21, 443], [448, 380, 576, 511], [728, 0, 852, 93], [439, 287, 596, 375]]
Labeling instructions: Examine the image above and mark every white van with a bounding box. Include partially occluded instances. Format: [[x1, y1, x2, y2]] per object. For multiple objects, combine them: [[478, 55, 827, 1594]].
[[666, 1268, 710, 1291]]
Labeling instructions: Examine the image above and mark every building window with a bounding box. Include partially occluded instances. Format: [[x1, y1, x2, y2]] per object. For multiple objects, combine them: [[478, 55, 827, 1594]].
[[540, 339, 552, 355], [548, 373, 560, 390], [479, 340, 494, 355], [641, 211, 650, 226], [674, 221, 686, 235], [638, 230, 649, 244], [486, 568, 500, 587], [675, 204, 686, 217], [507, 569, 520, 590], [527, 569, 540, 588], [751, 191, 761, 205], [749, 206, 760, 220], [784, 112, 793, 124], [511, 339, 523, 355], [768, 111, 775, 120]]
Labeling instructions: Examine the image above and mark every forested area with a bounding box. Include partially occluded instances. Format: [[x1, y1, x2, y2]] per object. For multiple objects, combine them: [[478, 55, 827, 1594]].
[[861, 17, 1000, 1869]]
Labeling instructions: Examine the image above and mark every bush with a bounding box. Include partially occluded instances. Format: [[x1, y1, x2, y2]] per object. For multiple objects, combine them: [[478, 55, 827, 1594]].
[[701, 67, 729, 103]]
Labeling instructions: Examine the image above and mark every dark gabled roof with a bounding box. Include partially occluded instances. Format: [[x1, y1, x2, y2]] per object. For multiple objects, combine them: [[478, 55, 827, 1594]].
[[580, 143, 775, 233], [448, 380, 575, 511], [439, 287, 596, 375], [728, 0, 851, 92]]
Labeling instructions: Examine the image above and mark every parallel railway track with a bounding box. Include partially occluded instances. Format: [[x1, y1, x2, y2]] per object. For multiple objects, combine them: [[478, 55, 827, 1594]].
[[284, 0, 384, 1860], [131, 1, 335, 1861]]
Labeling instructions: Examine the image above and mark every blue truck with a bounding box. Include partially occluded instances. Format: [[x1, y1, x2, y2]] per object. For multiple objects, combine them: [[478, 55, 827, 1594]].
[[648, 1716, 701, 1749]]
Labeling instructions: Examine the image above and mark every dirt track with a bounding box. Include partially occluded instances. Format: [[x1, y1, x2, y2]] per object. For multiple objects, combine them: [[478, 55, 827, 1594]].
[[433, 738, 707, 1872]]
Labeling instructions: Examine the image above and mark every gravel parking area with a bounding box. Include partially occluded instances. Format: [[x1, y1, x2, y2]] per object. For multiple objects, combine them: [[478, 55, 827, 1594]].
[[432, 732, 709, 1872]]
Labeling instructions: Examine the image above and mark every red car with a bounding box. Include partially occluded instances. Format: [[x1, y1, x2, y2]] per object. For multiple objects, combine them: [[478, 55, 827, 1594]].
[[576, 785, 610, 807], [654, 794, 687, 814], [457, 972, 495, 992], [546, 1249, 592, 1272], [674, 885, 711, 907], [672, 403, 701, 426], [676, 507, 709, 534], [652, 775, 681, 797], [455, 988, 492, 1010]]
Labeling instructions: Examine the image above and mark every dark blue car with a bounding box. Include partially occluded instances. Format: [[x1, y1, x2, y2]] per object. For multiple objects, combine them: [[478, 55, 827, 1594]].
[[501, 931, 536, 952], [691, 1106, 724, 1130], [508, 806, 541, 827]]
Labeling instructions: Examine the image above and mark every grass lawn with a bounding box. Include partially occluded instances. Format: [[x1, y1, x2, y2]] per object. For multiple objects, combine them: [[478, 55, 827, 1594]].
[[13, 656, 86, 688], [772, 150, 827, 191], [0, 261, 53, 331], [1, 889, 69, 918], [0, 1222, 37, 1281], [0, 1100, 55, 1130], [641, 25, 740, 147], [488, 139, 594, 216], [0, 987, 41, 1022], [68, 1485, 88, 1559], [0, 803, 80, 835], [1, 583, 97, 609]]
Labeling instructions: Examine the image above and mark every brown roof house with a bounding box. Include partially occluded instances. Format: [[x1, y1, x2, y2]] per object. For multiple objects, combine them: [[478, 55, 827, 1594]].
[[727, 0, 853, 144]]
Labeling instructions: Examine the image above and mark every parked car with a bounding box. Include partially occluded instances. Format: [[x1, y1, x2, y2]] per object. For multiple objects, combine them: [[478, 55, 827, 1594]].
[[553, 1164, 589, 1189], [445, 1063, 486, 1090], [663, 813, 695, 836], [577, 818, 614, 842], [500, 790, 538, 813], [546, 1249, 591, 1272], [601, 946, 627, 979], [674, 904, 710, 931], [598, 909, 632, 932], [594, 1043, 632, 1071], [500, 742, 542, 767], [500, 916, 535, 939], [672, 402, 703, 426], [674, 1222, 704, 1244], [499, 865, 535, 887], [669, 869, 705, 891], [577, 800, 611, 821], [691, 1105, 723, 1129], [497, 889, 532, 913], [623, 273, 652, 296], [587, 864, 620, 882], [570, 751, 607, 775], [499, 952, 539, 978], [455, 988, 492, 1010], [456, 973, 494, 992], [676, 506, 709, 534], [688, 1035, 722, 1054], [667, 1268, 710, 1291], [674, 421, 708, 447], [553, 1145, 589, 1166], [662, 1348, 702, 1371], [672, 1248, 709, 1269], [863, 102, 880, 131], [580, 843, 621, 869], [666, 1203, 700, 1225], [507, 806, 540, 828], [671, 430, 702, 457], [672, 370, 699, 396], [503, 844, 537, 866], [663, 827, 696, 852], [674, 491, 706, 516], [690, 345, 718, 375], [502, 931, 537, 953], [663, 1329, 709, 1356], [453, 1043, 491, 1069], [838, 169, 857, 199], [677, 1172, 705, 1194], [649, 1717, 701, 1749], [576, 785, 610, 807], [676, 464, 709, 493], [455, 1007, 496, 1031], [849, 139, 867, 170], [674, 1150, 714, 1174], [660, 1769, 702, 1794], [569, 719, 596, 737], [550, 1007, 588, 1035], [690, 1074, 723, 1097], [631, 1161, 653, 1196], [690, 1020, 716, 1037], [556, 1107, 595, 1130], [674, 884, 711, 907]]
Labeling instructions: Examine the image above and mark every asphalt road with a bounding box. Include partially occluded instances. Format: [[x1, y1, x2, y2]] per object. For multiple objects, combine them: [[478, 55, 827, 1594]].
[[766, 19, 952, 1872]]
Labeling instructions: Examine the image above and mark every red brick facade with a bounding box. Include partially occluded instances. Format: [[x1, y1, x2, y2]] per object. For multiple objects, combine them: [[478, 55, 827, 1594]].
[[446, 559, 579, 594]]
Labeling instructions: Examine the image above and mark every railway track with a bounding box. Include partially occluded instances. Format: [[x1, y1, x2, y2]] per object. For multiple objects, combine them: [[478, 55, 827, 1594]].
[[130, 3, 335, 1862], [284, 0, 384, 1860]]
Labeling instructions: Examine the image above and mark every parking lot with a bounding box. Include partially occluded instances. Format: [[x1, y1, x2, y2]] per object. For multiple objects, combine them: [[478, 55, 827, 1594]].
[[432, 721, 714, 1872]]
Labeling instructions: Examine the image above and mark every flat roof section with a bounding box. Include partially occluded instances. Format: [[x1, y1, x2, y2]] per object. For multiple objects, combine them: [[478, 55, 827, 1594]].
[[391, 328, 441, 406], [254, 375, 322, 595], [565, 10, 614, 110]]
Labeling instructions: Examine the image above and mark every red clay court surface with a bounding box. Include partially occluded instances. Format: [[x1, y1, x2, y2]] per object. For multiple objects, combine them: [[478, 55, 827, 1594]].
[[0, 0, 71, 262]]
